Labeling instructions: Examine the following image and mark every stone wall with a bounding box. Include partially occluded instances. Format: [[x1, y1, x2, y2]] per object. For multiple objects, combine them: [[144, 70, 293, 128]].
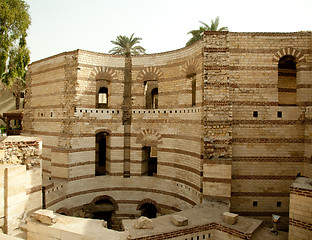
[[0, 136, 41, 167], [304, 106, 312, 178], [0, 165, 41, 234], [0, 136, 42, 233], [226, 32, 311, 229], [289, 177, 312, 239]]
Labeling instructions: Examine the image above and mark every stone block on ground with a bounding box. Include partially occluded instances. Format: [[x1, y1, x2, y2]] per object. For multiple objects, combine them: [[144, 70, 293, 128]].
[[223, 212, 238, 225], [170, 215, 188, 226], [133, 216, 153, 229], [33, 209, 57, 225]]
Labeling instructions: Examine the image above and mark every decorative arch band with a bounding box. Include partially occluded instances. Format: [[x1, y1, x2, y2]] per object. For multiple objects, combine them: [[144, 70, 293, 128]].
[[136, 128, 163, 146], [272, 47, 306, 63], [182, 58, 200, 78], [89, 66, 118, 82], [137, 67, 163, 81]]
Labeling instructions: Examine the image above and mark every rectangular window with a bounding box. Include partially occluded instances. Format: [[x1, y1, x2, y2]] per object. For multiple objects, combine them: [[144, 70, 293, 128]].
[[253, 201, 258, 207]]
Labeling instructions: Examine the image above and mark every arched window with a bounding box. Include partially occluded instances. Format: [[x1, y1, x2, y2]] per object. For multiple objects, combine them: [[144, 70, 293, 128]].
[[95, 132, 109, 176], [278, 55, 297, 106], [186, 72, 196, 107], [142, 146, 157, 176], [151, 88, 158, 109], [98, 87, 108, 108], [144, 80, 158, 109]]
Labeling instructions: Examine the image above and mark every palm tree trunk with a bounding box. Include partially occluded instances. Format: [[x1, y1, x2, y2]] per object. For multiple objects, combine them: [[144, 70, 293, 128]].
[[122, 52, 132, 124], [123, 52, 132, 177]]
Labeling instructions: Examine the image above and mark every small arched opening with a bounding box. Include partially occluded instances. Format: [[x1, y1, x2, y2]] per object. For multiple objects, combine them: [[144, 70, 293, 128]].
[[91, 196, 122, 230], [278, 55, 297, 106], [92, 199, 115, 225], [139, 203, 158, 219]]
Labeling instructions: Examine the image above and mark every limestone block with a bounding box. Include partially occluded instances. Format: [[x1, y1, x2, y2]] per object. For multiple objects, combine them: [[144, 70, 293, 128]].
[[27, 231, 57, 240], [34, 209, 57, 225], [170, 215, 188, 226], [133, 216, 153, 229], [0, 232, 22, 240], [223, 212, 238, 225], [27, 218, 61, 239]]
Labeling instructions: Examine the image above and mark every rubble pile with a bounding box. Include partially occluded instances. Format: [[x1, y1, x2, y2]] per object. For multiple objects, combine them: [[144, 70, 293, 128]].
[[0, 136, 41, 168]]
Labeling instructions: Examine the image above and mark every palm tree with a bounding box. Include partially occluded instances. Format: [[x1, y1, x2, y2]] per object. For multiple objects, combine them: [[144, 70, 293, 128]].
[[186, 16, 228, 46], [109, 34, 145, 124], [109, 33, 145, 178]]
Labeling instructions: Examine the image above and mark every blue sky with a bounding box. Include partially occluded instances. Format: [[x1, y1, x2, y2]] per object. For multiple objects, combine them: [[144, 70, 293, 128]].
[[25, 0, 312, 62]]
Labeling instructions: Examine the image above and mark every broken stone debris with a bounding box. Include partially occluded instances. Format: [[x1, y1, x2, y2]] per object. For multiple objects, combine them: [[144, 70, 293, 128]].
[[223, 212, 238, 225], [34, 209, 57, 225], [170, 215, 188, 226], [133, 216, 153, 229]]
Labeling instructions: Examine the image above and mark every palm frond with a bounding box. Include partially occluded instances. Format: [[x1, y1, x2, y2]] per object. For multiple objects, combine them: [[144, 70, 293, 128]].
[[186, 26, 206, 47], [109, 33, 145, 55], [186, 17, 228, 46], [131, 45, 146, 55], [218, 26, 229, 31], [199, 16, 228, 32], [210, 16, 220, 31], [199, 21, 209, 30]]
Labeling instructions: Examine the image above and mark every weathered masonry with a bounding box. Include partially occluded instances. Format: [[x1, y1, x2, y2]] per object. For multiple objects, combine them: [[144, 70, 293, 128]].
[[23, 31, 312, 230]]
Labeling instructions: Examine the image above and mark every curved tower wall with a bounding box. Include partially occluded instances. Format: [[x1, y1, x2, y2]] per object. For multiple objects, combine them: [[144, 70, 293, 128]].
[[24, 42, 204, 217]]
